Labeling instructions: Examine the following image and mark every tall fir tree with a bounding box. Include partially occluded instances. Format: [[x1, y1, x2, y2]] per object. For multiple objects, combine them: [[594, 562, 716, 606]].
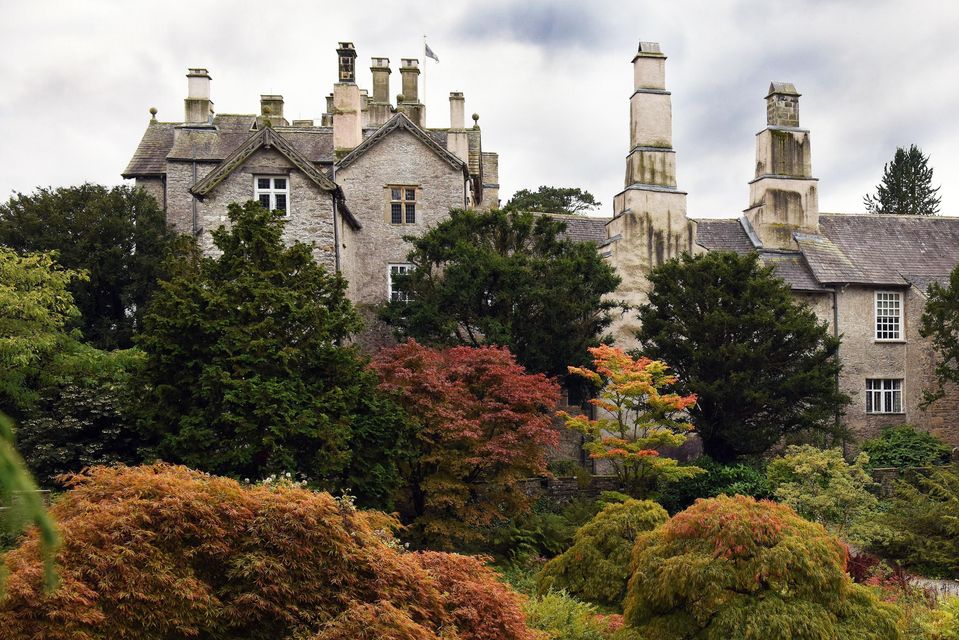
[[864, 144, 941, 215]]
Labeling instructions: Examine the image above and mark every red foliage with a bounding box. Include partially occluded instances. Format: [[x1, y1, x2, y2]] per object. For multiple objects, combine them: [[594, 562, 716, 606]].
[[372, 341, 561, 546], [0, 464, 538, 640]]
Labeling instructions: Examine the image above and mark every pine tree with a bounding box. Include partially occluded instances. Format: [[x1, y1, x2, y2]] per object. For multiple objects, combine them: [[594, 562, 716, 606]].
[[864, 144, 941, 215]]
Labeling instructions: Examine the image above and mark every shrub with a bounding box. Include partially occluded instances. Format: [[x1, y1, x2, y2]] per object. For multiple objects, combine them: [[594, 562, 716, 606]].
[[655, 456, 771, 514], [537, 499, 668, 608], [622, 495, 902, 639], [862, 425, 952, 469], [879, 464, 959, 577], [767, 445, 881, 545], [523, 591, 620, 640], [486, 499, 603, 562], [0, 464, 539, 639]]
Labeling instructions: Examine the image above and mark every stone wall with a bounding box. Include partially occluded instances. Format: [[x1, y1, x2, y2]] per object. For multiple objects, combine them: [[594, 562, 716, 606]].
[[336, 128, 467, 307], [516, 475, 623, 504], [164, 149, 337, 271]]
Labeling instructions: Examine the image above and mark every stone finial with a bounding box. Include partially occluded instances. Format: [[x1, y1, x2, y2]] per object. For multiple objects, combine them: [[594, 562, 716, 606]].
[[149, 107, 158, 121], [766, 82, 801, 127]]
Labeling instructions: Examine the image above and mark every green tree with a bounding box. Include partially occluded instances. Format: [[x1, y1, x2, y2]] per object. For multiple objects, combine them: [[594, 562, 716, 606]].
[[920, 266, 959, 404], [0, 184, 177, 349], [0, 248, 85, 419], [622, 495, 902, 639], [637, 251, 848, 462], [505, 186, 602, 215], [381, 208, 621, 381], [136, 201, 399, 489], [864, 145, 941, 215], [861, 424, 952, 469], [767, 445, 881, 545], [537, 498, 668, 608]]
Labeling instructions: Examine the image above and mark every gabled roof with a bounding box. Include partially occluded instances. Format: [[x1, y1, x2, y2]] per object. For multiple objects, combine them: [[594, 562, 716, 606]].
[[188, 126, 361, 230], [542, 213, 611, 244], [336, 112, 468, 174], [191, 125, 338, 197]]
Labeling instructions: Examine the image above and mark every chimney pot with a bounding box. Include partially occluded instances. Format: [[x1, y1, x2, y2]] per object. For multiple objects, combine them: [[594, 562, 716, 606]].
[[336, 42, 358, 83], [766, 82, 801, 127], [184, 68, 213, 124], [449, 91, 465, 129]]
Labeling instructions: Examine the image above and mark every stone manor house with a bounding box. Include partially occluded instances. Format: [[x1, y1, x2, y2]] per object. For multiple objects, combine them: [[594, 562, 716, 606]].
[[124, 42, 499, 338], [123, 40, 959, 447]]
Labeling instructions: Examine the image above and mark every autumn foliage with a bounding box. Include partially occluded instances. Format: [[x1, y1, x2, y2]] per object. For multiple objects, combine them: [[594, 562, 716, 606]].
[[0, 464, 540, 639], [622, 495, 903, 639], [561, 345, 702, 498], [372, 341, 560, 547], [537, 498, 668, 607]]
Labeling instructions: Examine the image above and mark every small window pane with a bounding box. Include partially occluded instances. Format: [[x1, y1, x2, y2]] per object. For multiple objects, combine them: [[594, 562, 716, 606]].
[[274, 194, 287, 211], [258, 194, 271, 208], [391, 203, 402, 224], [258, 178, 271, 189], [405, 203, 416, 224], [405, 188, 416, 201], [273, 178, 286, 189], [391, 188, 401, 200]]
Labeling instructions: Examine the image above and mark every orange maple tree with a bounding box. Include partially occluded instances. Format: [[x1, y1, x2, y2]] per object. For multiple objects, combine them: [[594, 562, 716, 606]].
[[372, 340, 560, 548], [561, 345, 702, 497], [0, 464, 541, 640]]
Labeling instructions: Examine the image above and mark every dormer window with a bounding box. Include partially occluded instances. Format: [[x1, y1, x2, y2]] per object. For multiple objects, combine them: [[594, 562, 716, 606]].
[[254, 176, 289, 214]]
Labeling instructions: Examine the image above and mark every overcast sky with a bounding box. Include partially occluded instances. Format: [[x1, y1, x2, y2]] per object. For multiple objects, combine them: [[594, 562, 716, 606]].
[[2, 0, 958, 218]]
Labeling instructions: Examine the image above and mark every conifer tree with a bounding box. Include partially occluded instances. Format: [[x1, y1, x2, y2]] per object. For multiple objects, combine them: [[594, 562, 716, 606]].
[[864, 144, 941, 215]]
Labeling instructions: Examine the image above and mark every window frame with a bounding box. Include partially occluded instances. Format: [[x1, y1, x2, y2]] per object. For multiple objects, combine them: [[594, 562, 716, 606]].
[[386, 185, 418, 225], [874, 290, 903, 342], [865, 378, 904, 414], [253, 175, 291, 215], [388, 263, 414, 302]]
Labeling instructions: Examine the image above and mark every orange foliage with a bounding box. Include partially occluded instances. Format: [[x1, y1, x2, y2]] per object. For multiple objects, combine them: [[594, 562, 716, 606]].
[[0, 464, 538, 640]]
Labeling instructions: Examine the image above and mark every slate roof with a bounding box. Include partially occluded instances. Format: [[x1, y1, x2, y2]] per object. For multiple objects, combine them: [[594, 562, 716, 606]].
[[692, 213, 959, 293], [123, 114, 335, 177], [543, 213, 611, 244], [336, 112, 467, 173]]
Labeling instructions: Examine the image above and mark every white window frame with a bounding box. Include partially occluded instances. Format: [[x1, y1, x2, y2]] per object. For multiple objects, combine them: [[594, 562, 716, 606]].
[[866, 378, 903, 414], [254, 176, 290, 215], [875, 291, 902, 341], [388, 263, 413, 302]]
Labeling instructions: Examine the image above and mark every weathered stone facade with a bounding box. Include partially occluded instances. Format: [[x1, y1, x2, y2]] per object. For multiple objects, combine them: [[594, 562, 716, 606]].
[[123, 41, 498, 322], [600, 41, 959, 447]]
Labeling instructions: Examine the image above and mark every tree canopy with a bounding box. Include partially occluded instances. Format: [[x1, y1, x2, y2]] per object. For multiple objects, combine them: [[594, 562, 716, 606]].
[[380, 208, 621, 381], [863, 144, 941, 215], [0, 184, 178, 349], [637, 251, 848, 461], [505, 186, 602, 215], [372, 340, 560, 548], [136, 201, 399, 491], [920, 265, 959, 404]]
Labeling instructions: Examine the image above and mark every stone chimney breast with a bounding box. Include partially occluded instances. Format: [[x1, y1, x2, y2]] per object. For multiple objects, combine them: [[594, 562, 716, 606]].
[[766, 82, 801, 127]]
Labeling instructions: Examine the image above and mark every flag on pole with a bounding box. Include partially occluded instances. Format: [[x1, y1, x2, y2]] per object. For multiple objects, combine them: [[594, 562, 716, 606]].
[[425, 42, 439, 62]]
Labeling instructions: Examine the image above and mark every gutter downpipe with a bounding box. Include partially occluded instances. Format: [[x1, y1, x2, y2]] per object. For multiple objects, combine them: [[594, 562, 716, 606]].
[[332, 164, 341, 273]]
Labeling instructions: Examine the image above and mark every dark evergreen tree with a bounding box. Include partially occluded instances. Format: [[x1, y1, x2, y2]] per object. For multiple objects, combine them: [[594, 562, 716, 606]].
[[920, 264, 959, 404], [136, 201, 409, 497], [637, 251, 849, 461], [863, 144, 941, 215], [0, 184, 177, 349], [505, 186, 601, 214], [379, 208, 622, 381]]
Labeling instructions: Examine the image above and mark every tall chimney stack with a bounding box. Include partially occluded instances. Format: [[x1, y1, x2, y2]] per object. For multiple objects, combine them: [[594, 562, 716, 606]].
[[369, 57, 392, 127], [604, 41, 694, 350], [333, 42, 363, 153], [446, 92, 468, 163], [184, 68, 213, 124], [743, 82, 819, 249], [397, 59, 425, 127], [259, 94, 286, 126]]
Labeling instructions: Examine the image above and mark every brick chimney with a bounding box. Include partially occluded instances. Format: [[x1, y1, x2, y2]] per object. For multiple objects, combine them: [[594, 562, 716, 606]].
[[446, 92, 468, 163], [397, 58, 425, 127], [184, 68, 213, 124], [743, 82, 819, 249], [333, 42, 363, 152]]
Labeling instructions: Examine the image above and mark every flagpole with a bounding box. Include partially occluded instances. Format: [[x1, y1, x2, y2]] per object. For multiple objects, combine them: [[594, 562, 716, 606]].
[[423, 34, 427, 121]]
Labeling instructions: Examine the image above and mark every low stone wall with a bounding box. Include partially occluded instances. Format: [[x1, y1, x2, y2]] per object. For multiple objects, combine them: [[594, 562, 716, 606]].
[[870, 466, 936, 497], [516, 475, 623, 504]]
